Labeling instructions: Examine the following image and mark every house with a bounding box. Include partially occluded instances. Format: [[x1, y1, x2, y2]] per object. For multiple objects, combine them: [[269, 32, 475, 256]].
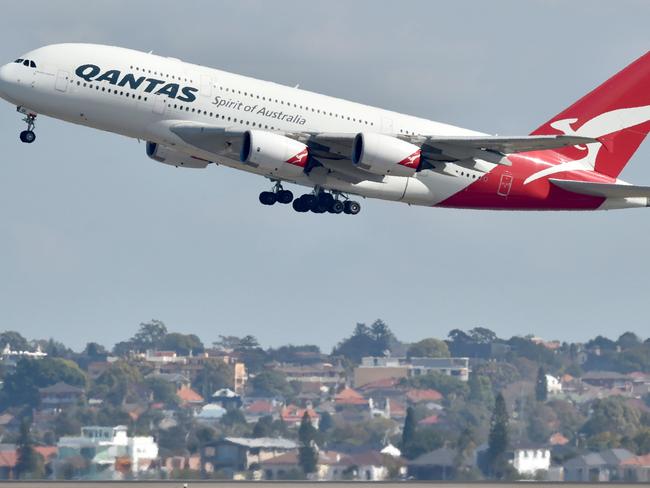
[[511, 445, 551, 476], [195, 403, 227, 424], [273, 363, 346, 388], [0, 444, 57, 479], [260, 450, 350, 480], [57, 425, 158, 476], [201, 437, 298, 475], [549, 432, 570, 446], [162, 454, 201, 474], [418, 414, 439, 426], [38, 382, 85, 410], [564, 448, 635, 481], [545, 375, 562, 394], [334, 387, 368, 408], [619, 453, 650, 482], [347, 451, 394, 480], [280, 405, 320, 428], [176, 385, 204, 408], [407, 447, 461, 480], [354, 357, 409, 387], [211, 388, 242, 410], [409, 357, 470, 382], [581, 371, 633, 391], [406, 388, 443, 404], [243, 399, 280, 423]]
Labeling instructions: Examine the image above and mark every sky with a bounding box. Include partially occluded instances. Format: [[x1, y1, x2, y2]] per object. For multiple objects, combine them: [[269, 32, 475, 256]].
[[0, 0, 649, 352]]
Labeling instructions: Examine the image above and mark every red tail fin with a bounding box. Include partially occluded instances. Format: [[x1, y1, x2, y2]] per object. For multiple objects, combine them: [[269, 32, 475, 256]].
[[532, 51, 650, 178]]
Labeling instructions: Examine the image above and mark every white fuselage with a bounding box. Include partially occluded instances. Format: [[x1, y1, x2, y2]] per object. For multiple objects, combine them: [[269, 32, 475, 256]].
[[0, 43, 486, 206]]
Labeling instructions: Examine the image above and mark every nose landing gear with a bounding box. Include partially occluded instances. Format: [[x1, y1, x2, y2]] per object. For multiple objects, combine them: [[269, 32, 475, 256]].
[[18, 108, 37, 144]]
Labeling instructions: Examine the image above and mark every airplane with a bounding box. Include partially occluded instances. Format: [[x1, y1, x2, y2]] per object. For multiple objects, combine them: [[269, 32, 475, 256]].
[[0, 44, 649, 215]]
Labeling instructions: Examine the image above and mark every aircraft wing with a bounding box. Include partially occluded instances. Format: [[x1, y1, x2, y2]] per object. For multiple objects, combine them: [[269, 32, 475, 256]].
[[168, 122, 597, 176], [309, 133, 597, 167], [549, 179, 650, 198]]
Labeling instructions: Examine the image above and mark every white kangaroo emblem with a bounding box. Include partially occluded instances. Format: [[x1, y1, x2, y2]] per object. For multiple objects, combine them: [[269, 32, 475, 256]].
[[524, 105, 650, 185]]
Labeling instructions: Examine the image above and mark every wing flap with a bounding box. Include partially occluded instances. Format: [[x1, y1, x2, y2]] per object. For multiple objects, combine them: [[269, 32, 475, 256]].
[[549, 179, 650, 198]]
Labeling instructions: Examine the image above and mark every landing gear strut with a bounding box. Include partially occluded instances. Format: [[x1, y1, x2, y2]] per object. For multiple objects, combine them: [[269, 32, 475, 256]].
[[18, 109, 37, 144], [259, 181, 293, 206]]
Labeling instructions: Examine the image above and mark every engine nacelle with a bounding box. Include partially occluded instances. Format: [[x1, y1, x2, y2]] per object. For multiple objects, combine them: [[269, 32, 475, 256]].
[[352, 132, 421, 177], [240, 130, 308, 178], [146, 142, 210, 168]]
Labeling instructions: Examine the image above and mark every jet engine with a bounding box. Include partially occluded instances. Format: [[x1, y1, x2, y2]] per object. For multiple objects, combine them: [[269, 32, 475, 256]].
[[240, 130, 309, 178], [352, 132, 421, 177], [146, 142, 210, 168]]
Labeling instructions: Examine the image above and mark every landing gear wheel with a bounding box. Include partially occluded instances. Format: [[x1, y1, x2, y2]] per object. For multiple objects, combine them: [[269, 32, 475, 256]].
[[20, 130, 35, 144], [276, 189, 294, 204], [329, 200, 344, 214], [259, 191, 277, 205], [344, 200, 361, 215], [292, 197, 309, 212]]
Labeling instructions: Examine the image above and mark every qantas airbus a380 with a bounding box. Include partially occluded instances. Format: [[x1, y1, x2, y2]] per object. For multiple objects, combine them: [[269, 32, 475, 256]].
[[0, 44, 649, 215]]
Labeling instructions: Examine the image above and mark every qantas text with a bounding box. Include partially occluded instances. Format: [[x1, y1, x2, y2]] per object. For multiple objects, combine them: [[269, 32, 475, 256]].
[[75, 64, 198, 102]]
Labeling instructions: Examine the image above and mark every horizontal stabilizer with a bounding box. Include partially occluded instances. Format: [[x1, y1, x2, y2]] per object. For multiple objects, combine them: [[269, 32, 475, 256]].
[[549, 178, 650, 198]]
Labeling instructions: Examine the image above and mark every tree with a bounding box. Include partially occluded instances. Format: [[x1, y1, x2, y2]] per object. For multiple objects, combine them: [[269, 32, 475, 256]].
[[0, 357, 87, 409], [0, 330, 29, 351], [298, 412, 318, 475], [402, 406, 416, 457], [319, 411, 333, 433], [469, 327, 498, 344], [468, 372, 494, 406], [250, 370, 294, 398], [197, 359, 233, 399], [145, 377, 179, 406], [131, 319, 167, 351], [333, 321, 398, 364], [617, 332, 641, 350], [486, 393, 510, 479], [92, 361, 143, 405], [405, 371, 469, 397], [535, 366, 548, 402], [160, 332, 204, 356], [83, 342, 107, 358], [407, 338, 450, 359], [581, 397, 642, 438], [16, 418, 44, 479]]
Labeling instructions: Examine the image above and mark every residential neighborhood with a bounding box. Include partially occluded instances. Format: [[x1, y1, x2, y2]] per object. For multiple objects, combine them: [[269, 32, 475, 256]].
[[0, 321, 649, 481]]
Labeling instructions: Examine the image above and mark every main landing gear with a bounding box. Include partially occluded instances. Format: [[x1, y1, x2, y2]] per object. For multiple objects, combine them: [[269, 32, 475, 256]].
[[258, 182, 361, 215], [258, 181, 294, 206], [18, 108, 36, 144], [291, 191, 361, 215]]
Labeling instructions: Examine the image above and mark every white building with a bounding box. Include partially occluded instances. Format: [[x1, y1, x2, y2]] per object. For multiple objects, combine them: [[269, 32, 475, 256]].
[[546, 374, 563, 394], [57, 425, 158, 475], [512, 446, 551, 476]]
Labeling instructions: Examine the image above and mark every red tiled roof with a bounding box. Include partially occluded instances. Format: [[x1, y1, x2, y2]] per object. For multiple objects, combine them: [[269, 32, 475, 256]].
[[358, 377, 400, 391], [35, 446, 58, 460], [246, 400, 275, 414], [281, 405, 320, 423], [177, 385, 204, 404], [0, 450, 17, 468], [418, 414, 439, 426], [406, 388, 443, 403], [621, 454, 650, 466], [335, 387, 367, 405], [262, 450, 347, 466], [549, 432, 569, 445]]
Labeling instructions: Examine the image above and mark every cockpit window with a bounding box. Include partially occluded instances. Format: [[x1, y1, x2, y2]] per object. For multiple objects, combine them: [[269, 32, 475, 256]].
[[29, 61, 36, 68], [14, 59, 24, 63], [23, 60, 30, 67], [16, 59, 36, 68]]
